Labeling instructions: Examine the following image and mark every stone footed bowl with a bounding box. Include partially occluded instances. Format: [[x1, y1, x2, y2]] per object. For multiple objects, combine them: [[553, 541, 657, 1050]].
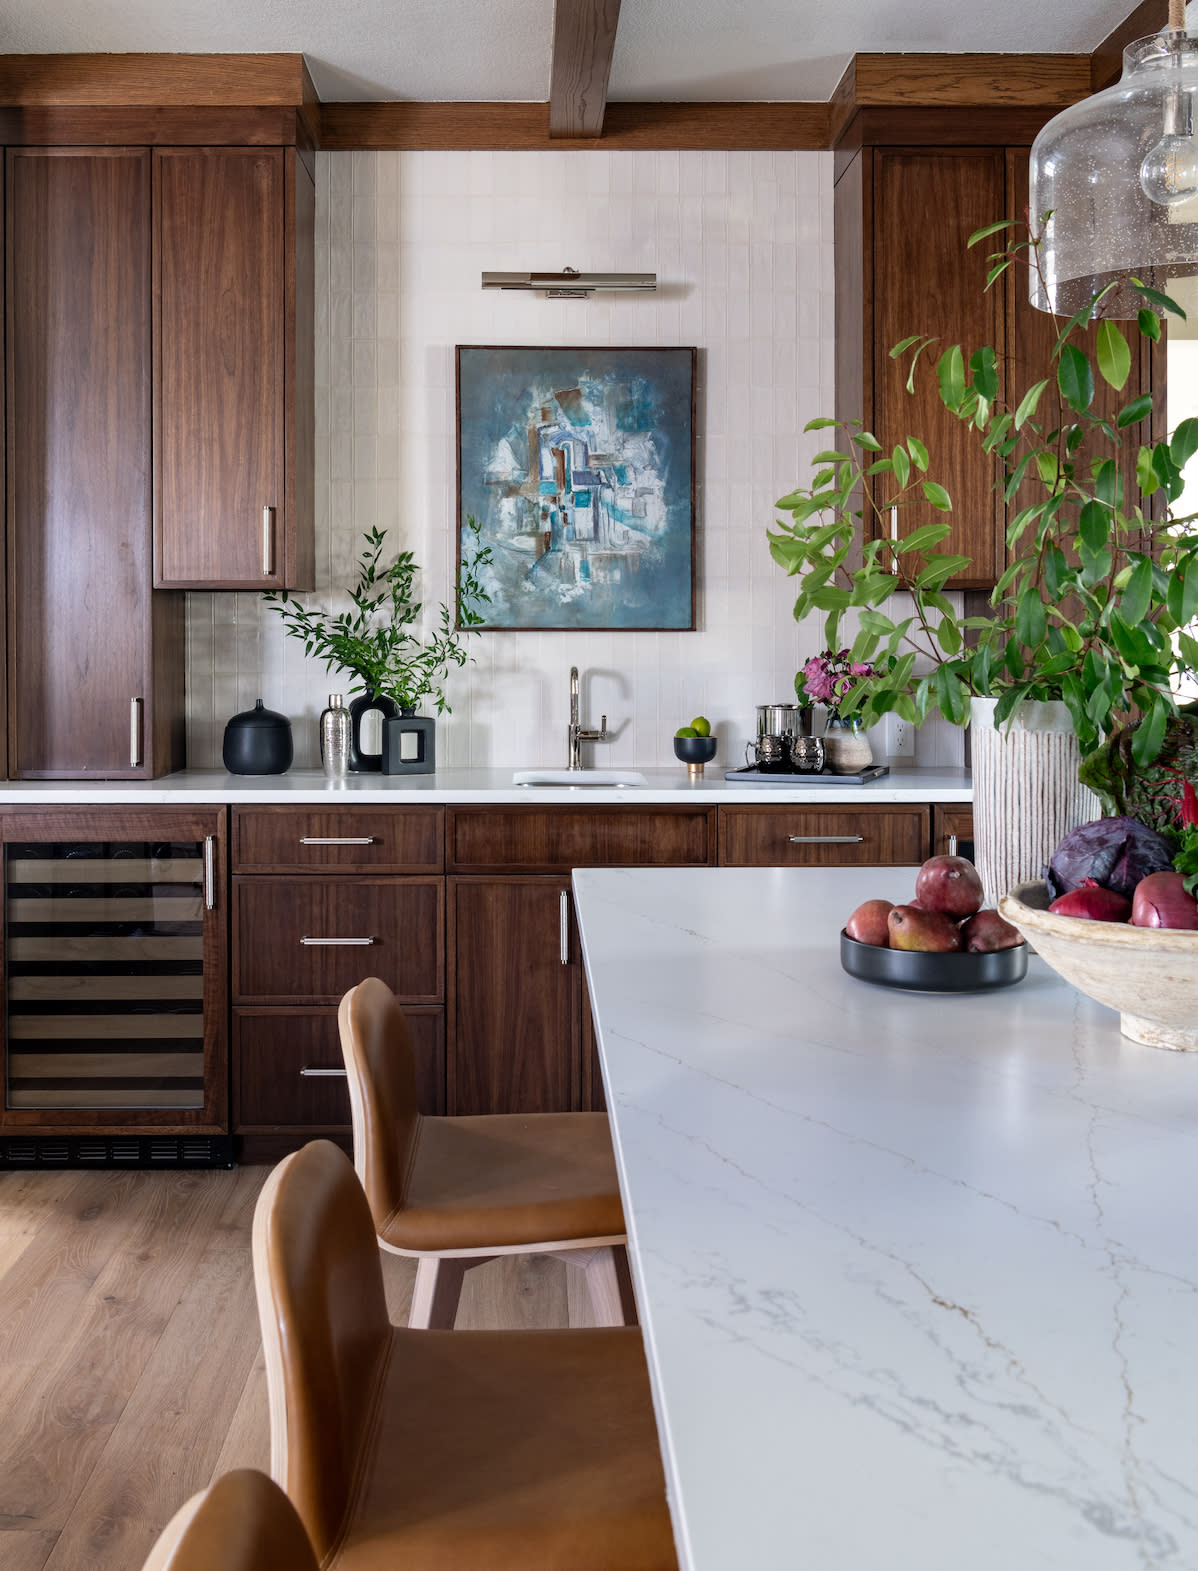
[[998, 881, 1198, 1052]]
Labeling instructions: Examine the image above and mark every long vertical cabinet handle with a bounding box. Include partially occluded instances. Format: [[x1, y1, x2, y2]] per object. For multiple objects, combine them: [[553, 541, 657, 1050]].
[[948, 833, 959, 856], [262, 506, 276, 577], [560, 890, 570, 966], [130, 698, 144, 768], [204, 836, 216, 911]]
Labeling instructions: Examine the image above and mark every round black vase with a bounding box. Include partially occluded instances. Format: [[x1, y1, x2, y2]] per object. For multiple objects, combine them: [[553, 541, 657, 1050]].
[[347, 689, 400, 772], [222, 698, 293, 775]]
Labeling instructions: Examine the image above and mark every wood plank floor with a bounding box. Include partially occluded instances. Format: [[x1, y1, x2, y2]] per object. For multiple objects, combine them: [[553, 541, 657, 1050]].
[[0, 1163, 589, 1571]]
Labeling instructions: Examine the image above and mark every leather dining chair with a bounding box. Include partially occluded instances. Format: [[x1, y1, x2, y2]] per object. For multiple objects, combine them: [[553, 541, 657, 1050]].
[[337, 975, 636, 1328], [140, 1469, 318, 1571], [252, 1137, 679, 1570]]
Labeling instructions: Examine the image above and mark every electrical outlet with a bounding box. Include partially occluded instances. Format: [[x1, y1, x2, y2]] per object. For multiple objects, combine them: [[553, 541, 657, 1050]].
[[885, 713, 915, 758]]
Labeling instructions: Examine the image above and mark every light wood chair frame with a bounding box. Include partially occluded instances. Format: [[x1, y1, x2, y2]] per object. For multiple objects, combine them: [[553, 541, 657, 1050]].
[[338, 984, 637, 1329]]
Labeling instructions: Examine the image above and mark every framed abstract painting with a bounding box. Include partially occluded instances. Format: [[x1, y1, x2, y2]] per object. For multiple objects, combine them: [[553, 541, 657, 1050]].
[[456, 345, 696, 631]]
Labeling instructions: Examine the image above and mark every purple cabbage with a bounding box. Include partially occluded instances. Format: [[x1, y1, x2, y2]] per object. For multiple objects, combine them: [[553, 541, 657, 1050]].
[[1046, 816, 1176, 902]]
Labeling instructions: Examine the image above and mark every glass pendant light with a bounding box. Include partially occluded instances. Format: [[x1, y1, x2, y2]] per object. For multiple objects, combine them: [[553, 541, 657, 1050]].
[[1029, 0, 1198, 316]]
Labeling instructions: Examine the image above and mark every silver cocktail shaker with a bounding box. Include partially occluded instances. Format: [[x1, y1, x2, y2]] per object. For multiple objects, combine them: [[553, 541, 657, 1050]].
[[319, 693, 351, 779]]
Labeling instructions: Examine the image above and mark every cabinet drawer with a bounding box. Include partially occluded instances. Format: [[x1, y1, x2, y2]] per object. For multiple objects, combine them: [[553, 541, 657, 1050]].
[[718, 806, 929, 866], [448, 807, 715, 872], [234, 1007, 444, 1128], [232, 806, 443, 874], [234, 877, 443, 1004]]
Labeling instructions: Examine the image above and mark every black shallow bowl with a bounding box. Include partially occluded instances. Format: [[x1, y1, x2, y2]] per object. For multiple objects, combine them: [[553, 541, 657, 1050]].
[[839, 930, 1028, 992], [674, 735, 718, 764]]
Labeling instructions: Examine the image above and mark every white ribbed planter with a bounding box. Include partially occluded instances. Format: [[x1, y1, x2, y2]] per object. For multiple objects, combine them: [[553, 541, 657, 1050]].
[[970, 698, 1099, 909]]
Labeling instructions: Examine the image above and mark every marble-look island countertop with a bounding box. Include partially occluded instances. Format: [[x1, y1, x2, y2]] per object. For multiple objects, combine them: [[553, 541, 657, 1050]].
[[571, 865, 1198, 1571], [0, 765, 970, 806]]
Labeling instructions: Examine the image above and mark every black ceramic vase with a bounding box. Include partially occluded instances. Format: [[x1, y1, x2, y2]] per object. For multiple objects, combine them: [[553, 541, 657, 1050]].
[[222, 699, 293, 775], [347, 689, 400, 772]]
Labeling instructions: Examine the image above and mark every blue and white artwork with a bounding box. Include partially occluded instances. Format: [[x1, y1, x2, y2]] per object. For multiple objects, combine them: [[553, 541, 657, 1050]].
[[457, 346, 695, 630]]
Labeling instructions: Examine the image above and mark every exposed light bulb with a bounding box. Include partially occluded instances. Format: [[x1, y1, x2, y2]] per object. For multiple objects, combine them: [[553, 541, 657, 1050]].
[[1140, 132, 1198, 203]]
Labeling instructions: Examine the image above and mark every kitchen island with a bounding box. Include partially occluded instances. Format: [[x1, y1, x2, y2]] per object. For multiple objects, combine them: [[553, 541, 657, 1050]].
[[572, 865, 1198, 1571]]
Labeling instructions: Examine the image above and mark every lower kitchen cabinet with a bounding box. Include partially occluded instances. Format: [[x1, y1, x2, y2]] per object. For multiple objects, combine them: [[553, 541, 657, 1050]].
[[0, 807, 228, 1159], [233, 1006, 444, 1160], [718, 805, 930, 866], [932, 805, 975, 861], [449, 877, 583, 1115]]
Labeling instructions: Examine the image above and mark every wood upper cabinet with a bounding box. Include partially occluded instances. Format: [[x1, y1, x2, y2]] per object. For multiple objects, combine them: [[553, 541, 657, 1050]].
[[6, 148, 184, 779], [836, 147, 1007, 589], [153, 146, 314, 590]]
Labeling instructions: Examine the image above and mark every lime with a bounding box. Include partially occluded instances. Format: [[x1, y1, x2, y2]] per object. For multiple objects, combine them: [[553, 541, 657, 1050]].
[[675, 726, 698, 738], [690, 716, 711, 737]]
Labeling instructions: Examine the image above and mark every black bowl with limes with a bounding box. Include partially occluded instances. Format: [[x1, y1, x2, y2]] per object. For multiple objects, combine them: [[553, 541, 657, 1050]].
[[674, 735, 717, 766]]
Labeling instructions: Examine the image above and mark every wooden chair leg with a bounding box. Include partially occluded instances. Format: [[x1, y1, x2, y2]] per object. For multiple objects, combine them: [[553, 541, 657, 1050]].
[[582, 1245, 638, 1328], [409, 1256, 471, 1329]]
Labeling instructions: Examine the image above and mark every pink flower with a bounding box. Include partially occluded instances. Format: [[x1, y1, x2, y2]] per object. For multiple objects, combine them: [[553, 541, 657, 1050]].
[[802, 656, 837, 704]]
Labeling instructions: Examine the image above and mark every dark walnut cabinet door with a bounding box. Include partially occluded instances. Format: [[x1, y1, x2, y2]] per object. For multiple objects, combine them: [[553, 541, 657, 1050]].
[[450, 878, 582, 1116], [872, 150, 1006, 587], [6, 148, 184, 779], [154, 147, 314, 590]]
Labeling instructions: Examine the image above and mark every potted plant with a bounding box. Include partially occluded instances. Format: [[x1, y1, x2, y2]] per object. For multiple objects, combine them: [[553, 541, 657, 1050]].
[[794, 649, 879, 772], [768, 219, 1198, 900], [265, 518, 492, 773]]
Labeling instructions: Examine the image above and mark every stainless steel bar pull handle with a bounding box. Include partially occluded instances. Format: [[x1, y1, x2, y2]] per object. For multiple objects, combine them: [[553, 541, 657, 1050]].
[[299, 1066, 347, 1078], [130, 698, 143, 768], [788, 835, 866, 844], [948, 833, 959, 856], [262, 505, 275, 576], [204, 836, 216, 910], [560, 890, 570, 966], [299, 837, 376, 846], [299, 936, 376, 946]]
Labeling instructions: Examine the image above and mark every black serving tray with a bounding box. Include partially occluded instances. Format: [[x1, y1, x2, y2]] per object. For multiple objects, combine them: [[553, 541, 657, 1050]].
[[725, 764, 890, 786], [839, 930, 1028, 992]]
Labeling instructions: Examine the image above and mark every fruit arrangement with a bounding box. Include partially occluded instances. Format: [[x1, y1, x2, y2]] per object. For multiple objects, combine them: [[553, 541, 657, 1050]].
[[1042, 807, 1198, 930], [845, 855, 1025, 954], [675, 716, 711, 738]]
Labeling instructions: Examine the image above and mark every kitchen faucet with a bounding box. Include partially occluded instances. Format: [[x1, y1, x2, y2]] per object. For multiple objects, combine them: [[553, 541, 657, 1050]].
[[567, 666, 611, 770]]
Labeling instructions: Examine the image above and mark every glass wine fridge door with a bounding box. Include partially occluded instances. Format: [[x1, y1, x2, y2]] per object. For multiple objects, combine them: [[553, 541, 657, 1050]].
[[5, 839, 206, 1111]]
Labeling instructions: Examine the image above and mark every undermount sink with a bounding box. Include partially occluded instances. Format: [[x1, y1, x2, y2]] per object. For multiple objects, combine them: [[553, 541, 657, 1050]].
[[512, 769, 649, 789]]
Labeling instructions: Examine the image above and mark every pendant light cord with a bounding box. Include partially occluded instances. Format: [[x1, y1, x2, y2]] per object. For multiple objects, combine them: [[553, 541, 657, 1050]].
[[1171, 0, 1186, 31]]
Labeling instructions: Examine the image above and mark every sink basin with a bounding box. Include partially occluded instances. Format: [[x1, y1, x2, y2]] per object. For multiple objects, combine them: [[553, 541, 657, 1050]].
[[512, 770, 649, 788]]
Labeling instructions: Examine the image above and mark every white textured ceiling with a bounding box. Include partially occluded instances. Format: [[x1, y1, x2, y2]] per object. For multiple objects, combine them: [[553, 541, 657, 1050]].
[[0, 0, 1154, 102]]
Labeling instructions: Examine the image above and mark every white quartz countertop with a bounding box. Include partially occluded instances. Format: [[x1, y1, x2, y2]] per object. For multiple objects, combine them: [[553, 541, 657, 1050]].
[[571, 865, 1198, 1571], [0, 765, 970, 805]]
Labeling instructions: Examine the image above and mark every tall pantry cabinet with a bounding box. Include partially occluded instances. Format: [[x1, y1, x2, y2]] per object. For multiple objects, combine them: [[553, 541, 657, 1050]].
[[6, 147, 183, 779], [3, 136, 315, 780]]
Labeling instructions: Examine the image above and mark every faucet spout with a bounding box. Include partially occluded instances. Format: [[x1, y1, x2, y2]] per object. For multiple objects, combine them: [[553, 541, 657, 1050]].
[[566, 665, 611, 771]]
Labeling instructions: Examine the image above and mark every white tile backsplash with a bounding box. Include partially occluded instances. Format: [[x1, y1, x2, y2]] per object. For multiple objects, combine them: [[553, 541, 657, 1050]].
[[185, 148, 962, 773]]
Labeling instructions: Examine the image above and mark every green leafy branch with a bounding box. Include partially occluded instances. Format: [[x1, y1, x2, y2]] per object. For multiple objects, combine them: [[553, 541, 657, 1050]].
[[265, 517, 493, 715], [769, 218, 1198, 766]]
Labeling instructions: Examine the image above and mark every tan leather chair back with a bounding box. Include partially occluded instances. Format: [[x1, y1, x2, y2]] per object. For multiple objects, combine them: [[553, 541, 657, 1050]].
[[252, 1140, 392, 1560], [140, 1470, 318, 1571], [338, 977, 421, 1226]]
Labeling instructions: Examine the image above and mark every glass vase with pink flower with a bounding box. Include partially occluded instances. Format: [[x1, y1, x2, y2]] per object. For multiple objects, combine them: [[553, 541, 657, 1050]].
[[796, 651, 877, 774]]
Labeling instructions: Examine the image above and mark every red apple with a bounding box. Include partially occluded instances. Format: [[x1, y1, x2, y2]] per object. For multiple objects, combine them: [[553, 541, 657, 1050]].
[[960, 908, 1025, 951], [914, 854, 984, 918], [888, 904, 962, 953], [845, 898, 894, 947]]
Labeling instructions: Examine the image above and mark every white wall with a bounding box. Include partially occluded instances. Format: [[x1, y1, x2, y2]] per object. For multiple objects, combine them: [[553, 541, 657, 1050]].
[[184, 148, 960, 771]]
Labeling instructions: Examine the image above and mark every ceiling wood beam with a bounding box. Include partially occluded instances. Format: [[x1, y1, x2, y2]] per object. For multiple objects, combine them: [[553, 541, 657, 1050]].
[[320, 100, 830, 151], [850, 53, 1091, 107], [1091, 0, 1168, 89], [0, 53, 309, 106], [548, 0, 622, 137]]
